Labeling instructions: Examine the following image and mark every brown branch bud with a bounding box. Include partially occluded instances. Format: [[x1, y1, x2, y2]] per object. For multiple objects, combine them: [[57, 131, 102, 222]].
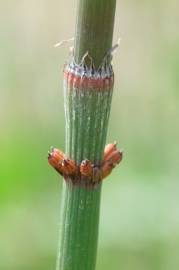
[[48, 142, 122, 185]]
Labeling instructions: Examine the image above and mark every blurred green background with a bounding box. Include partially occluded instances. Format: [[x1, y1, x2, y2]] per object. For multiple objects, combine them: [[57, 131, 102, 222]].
[[0, 1, 179, 269]]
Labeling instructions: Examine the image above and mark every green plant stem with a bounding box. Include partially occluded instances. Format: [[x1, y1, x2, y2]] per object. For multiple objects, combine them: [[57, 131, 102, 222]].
[[57, 182, 101, 270], [56, 1, 116, 270], [75, 0, 116, 67]]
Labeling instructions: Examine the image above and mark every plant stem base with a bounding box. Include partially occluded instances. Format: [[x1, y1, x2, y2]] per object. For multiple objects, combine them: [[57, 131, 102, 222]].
[[57, 182, 102, 270]]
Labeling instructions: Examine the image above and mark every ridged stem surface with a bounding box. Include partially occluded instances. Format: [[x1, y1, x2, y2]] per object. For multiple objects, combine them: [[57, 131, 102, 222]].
[[75, 0, 116, 67], [56, 1, 116, 269]]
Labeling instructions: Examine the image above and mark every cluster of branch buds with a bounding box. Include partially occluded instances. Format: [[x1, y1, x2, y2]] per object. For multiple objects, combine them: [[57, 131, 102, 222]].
[[48, 142, 122, 187]]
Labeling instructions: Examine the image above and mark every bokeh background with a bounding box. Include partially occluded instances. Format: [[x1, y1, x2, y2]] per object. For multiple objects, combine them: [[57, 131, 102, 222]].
[[1, 1, 179, 269]]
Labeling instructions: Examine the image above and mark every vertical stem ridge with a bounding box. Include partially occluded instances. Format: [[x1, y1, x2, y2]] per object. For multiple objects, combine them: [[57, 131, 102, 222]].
[[57, 0, 116, 269]]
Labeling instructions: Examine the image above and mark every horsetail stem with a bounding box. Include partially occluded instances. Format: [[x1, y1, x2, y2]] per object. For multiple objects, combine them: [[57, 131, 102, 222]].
[[55, 1, 117, 269]]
